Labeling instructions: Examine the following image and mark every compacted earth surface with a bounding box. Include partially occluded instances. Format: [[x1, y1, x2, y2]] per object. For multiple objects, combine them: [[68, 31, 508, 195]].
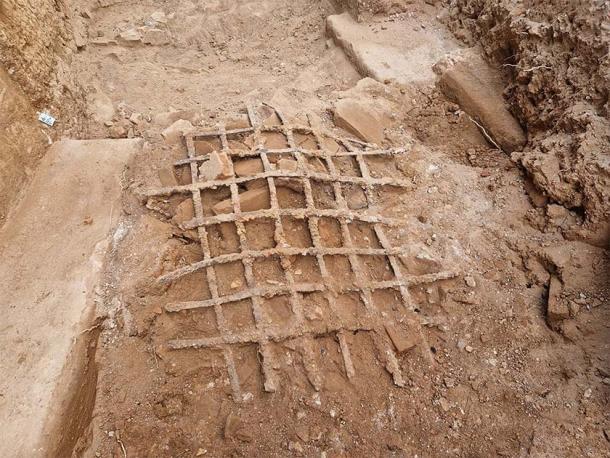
[[0, 0, 608, 457]]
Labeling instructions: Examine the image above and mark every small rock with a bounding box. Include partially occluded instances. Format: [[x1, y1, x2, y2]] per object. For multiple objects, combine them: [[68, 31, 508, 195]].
[[198, 151, 233, 181], [224, 412, 252, 442], [438, 397, 451, 412], [90, 37, 118, 46], [305, 305, 323, 321], [464, 275, 476, 288], [465, 345, 474, 353], [161, 119, 195, 145], [118, 29, 142, 46], [334, 98, 385, 144], [384, 322, 418, 353], [288, 441, 304, 454], [129, 112, 143, 125], [547, 276, 570, 326], [108, 119, 130, 138], [150, 11, 168, 24], [141, 28, 170, 46], [213, 186, 270, 215], [172, 199, 195, 226]]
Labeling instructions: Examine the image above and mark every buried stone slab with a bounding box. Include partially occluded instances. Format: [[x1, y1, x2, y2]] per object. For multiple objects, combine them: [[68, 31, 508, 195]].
[[327, 12, 460, 85], [0, 139, 141, 457], [434, 50, 527, 153]]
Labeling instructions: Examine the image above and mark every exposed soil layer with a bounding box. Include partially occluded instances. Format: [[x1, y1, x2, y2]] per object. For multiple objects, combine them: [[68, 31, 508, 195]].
[[0, 0, 85, 225], [0, 69, 48, 223], [445, 0, 610, 244]]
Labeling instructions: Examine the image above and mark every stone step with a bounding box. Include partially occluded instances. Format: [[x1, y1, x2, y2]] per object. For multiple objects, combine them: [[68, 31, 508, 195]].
[[326, 12, 459, 85], [0, 138, 141, 457]]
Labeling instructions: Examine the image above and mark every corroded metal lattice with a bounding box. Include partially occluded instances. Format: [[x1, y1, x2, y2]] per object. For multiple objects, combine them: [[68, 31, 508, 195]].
[[145, 105, 456, 399]]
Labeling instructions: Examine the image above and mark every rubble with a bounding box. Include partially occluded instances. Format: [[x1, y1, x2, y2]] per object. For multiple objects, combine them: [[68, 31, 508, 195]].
[[198, 151, 233, 181], [161, 119, 195, 144]]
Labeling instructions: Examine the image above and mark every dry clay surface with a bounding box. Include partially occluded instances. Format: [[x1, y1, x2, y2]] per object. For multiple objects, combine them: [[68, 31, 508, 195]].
[[0, 139, 140, 457]]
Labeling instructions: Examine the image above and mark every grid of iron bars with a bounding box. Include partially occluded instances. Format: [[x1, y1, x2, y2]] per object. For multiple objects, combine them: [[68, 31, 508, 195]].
[[145, 105, 456, 400]]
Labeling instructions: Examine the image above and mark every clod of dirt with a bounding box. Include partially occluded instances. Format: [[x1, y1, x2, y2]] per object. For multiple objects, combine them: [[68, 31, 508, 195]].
[[546, 276, 569, 328], [434, 50, 526, 153], [152, 395, 184, 418], [334, 98, 386, 144]]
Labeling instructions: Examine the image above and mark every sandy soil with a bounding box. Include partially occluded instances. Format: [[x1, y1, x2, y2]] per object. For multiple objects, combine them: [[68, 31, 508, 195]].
[[0, 0, 608, 456]]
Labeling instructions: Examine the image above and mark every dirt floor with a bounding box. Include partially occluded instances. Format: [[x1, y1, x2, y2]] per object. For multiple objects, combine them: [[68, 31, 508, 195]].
[[0, 0, 608, 456]]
